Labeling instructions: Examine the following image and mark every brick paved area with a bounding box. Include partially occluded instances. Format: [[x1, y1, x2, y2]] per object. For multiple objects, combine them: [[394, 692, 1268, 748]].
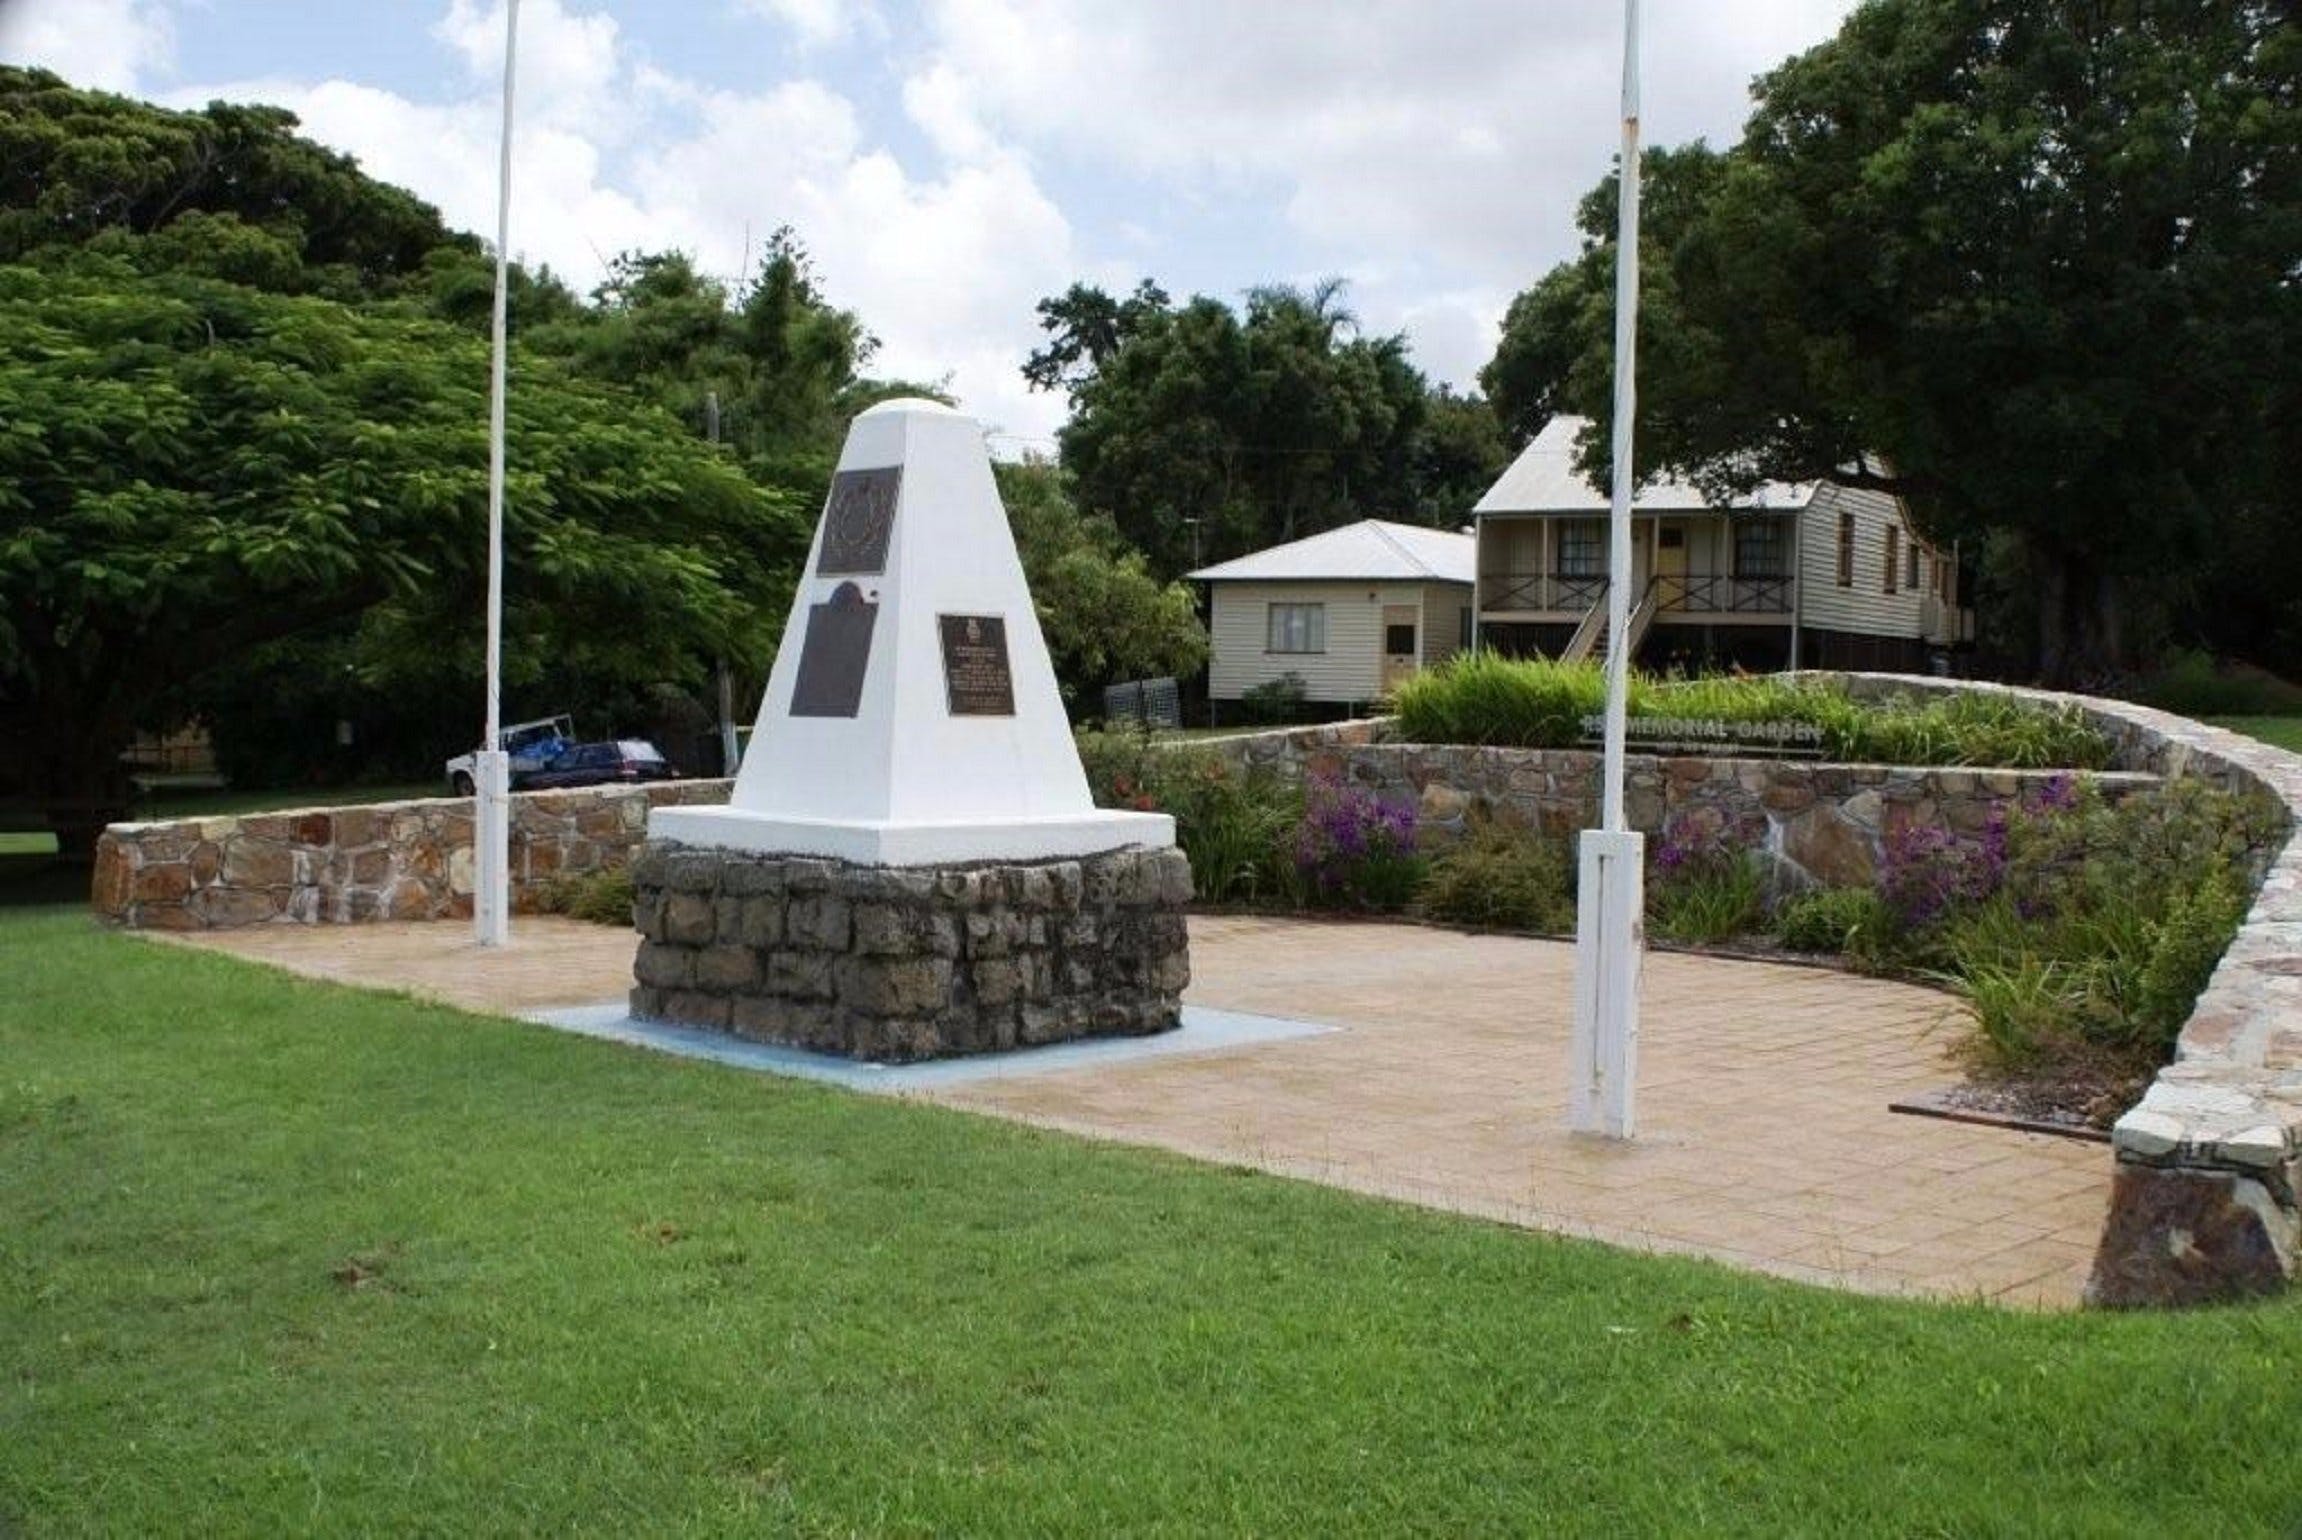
[[162, 913, 2110, 1307]]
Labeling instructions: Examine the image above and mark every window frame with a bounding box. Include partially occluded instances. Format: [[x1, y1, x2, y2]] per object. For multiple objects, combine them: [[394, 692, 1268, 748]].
[[1884, 527, 1899, 595], [1734, 515, 1790, 580], [1836, 511, 1855, 587], [1266, 601, 1327, 655], [1557, 518, 1606, 578]]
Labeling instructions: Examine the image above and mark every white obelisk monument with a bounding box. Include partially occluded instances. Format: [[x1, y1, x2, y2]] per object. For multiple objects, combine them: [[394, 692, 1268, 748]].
[[651, 398, 1172, 864]]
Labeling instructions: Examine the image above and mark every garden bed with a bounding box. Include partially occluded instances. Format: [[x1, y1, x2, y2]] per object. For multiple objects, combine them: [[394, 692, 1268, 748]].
[[1082, 675, 2282, 1141]]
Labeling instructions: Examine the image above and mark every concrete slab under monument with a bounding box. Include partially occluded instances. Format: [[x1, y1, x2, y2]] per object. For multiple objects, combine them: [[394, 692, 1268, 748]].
[[631, 398, 1189, 1060]]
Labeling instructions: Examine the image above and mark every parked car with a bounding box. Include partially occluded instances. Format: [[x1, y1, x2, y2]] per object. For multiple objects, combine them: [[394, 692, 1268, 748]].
[[445, 715, 576, 795], [513, 739, 679, 791]]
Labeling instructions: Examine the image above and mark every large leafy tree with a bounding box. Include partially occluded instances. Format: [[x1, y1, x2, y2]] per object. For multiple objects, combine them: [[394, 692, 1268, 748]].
[[1029, 279, 1500, 576], [0, 257, 802, 848], [995, 461, 1207, 710], [1483, 1, 2299, 681]]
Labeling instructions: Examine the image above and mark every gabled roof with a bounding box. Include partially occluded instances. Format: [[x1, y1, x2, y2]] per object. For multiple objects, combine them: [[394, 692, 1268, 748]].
[[1188, 519, 1475, 585], [1473, 415, 1818, 515]]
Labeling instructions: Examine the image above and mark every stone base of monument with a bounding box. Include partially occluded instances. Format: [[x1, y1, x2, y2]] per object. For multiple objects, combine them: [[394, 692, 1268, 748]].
[[626, 840, 1193, 1062]]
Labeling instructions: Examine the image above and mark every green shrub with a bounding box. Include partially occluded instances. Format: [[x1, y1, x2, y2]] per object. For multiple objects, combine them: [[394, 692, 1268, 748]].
[[1076, 726, 1302, 906], [2124, 649, 2302, 718], [1419, 818, 1576, 933], [1773, 887, 1897, 958], [1391, 656, 2113, 768], [1929, 779, 2279, 1073], [1650, 852, 1767, 944], [1394, 652, 1604, 747], [1237, 672, 1309, 725], [534, 865, 636, 927]]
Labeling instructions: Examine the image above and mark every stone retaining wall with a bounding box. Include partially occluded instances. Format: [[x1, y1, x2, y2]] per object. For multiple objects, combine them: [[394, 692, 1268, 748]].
[[1207, 679, 2302, 1306], [91, 780, 732, 929], [1200, 721, 2157, 892], [1815, 675, 2302, 1307], [628, 841, 1193, 1061]]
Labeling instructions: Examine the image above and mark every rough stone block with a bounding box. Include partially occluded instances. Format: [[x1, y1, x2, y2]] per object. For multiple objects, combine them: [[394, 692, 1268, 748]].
[[739, 895, 784, 947], [787, 893, 851, 950], [2088, 1163, 2300, 1308], [693, 945, 760, 991], [663, 893, 716, 946], [840, 955, 954, 1016], [766, 952, 835, 1001]]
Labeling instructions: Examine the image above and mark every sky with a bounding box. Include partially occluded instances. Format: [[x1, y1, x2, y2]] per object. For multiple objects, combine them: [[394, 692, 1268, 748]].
[[0, 0, 1859, 451]]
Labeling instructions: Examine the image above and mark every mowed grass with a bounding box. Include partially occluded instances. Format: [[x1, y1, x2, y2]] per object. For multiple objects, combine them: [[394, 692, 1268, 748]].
[[2211, 715, 2302, 754], [5, 909, 2302, 1533]]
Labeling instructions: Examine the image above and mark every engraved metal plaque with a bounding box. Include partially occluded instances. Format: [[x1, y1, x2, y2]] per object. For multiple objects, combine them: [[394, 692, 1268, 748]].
[[790, 581, 878, 718], [937, 614, 1015, 717], [816, 466, 901, 576]]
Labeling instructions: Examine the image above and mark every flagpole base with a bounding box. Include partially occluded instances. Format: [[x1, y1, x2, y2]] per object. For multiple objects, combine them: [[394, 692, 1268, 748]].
[[1570, 828, 1644, 1138], [473, 750, 512, 948]]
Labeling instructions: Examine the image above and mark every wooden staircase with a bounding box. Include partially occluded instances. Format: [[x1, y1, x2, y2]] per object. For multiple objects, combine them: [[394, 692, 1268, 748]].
[[1560, 578, 1659, 664]]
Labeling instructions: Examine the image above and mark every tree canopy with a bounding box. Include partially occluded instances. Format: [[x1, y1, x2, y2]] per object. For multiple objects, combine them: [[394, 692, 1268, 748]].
[[0, 256, 801, 844], [1030, 279, 1502, 576], [996, 460, 1207, 708], [1482, 0, 2299, 681], [0, 67, 864, 837]]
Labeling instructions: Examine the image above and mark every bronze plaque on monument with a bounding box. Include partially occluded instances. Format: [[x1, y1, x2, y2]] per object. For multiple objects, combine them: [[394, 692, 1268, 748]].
[[790, 581, 878, 717], [938, 614, 1015, 717], [816, 466, 901, 575]]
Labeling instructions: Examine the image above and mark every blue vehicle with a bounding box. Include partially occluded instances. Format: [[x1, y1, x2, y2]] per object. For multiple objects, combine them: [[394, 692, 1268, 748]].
[[444, 714, 575, 795], [513, 739, 679, 791]]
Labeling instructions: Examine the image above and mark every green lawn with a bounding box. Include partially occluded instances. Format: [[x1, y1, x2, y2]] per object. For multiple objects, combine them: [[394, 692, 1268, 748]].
[[2210, 716, 2302, 753], [5, 906, 2302, 1532]]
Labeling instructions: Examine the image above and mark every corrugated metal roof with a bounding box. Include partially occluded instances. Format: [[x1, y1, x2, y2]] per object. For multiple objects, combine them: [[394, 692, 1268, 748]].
[[1473, 415, 1817, 515], [1188, 519, 1475, 584]]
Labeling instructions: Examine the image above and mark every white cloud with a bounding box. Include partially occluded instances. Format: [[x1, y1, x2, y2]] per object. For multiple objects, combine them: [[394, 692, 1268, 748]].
[[146, 3, 1077, 442], [906, 0, 1858, 387], [733, 0, 884, 51], [0, 0, 174, 91], [28, 0, 1860, 434]]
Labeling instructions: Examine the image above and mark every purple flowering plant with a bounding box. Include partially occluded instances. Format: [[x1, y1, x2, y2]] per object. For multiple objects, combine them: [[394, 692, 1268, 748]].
[[1878, 819, 2005, 928], [1294, 772, 1424, 910]]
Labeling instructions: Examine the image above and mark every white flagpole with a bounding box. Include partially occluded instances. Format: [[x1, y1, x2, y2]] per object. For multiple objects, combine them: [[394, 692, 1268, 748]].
[[474, 0, 521, 948], [1569, 0, 1645, 1138]]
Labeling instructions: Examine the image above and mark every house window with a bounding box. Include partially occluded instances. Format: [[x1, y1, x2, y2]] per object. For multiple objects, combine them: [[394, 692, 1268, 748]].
[[1912, 546, 1927, 593], [1557, 519, 1605, 577], [1883, 529, 1899, 594], [1734, 516, 1789, 579], [1267, 602, 1326, 654], [1836, 511, 1855, 587], [1384, 623, 1417, 654]]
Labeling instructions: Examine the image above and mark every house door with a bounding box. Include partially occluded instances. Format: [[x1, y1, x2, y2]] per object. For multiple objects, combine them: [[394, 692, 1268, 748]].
[[1656, 524, 1688, 605], [1381, 606, 1419, 693]]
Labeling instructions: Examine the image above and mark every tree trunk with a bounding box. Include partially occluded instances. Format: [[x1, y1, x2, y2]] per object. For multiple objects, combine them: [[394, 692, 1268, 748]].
[[15, 702, 139, 861], [2036, 540, 2072, 685], [2032, 537, 2130, 688]]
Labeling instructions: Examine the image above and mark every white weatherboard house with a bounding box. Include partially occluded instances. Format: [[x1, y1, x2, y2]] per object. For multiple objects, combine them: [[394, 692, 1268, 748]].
[[1191, 519, 1476, 709], [1474, 416, 1973, 673]]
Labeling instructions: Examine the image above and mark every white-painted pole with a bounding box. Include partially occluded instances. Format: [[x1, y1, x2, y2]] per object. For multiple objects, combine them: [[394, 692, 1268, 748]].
[[474, 0, 521, 949], [1570, 0, 1645, 1138]]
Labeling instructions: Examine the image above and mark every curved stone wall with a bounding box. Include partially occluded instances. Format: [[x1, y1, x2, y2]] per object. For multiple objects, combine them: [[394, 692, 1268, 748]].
[[1819, 674, 2302, 1306], [1204, 673, 2302, 1306]]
